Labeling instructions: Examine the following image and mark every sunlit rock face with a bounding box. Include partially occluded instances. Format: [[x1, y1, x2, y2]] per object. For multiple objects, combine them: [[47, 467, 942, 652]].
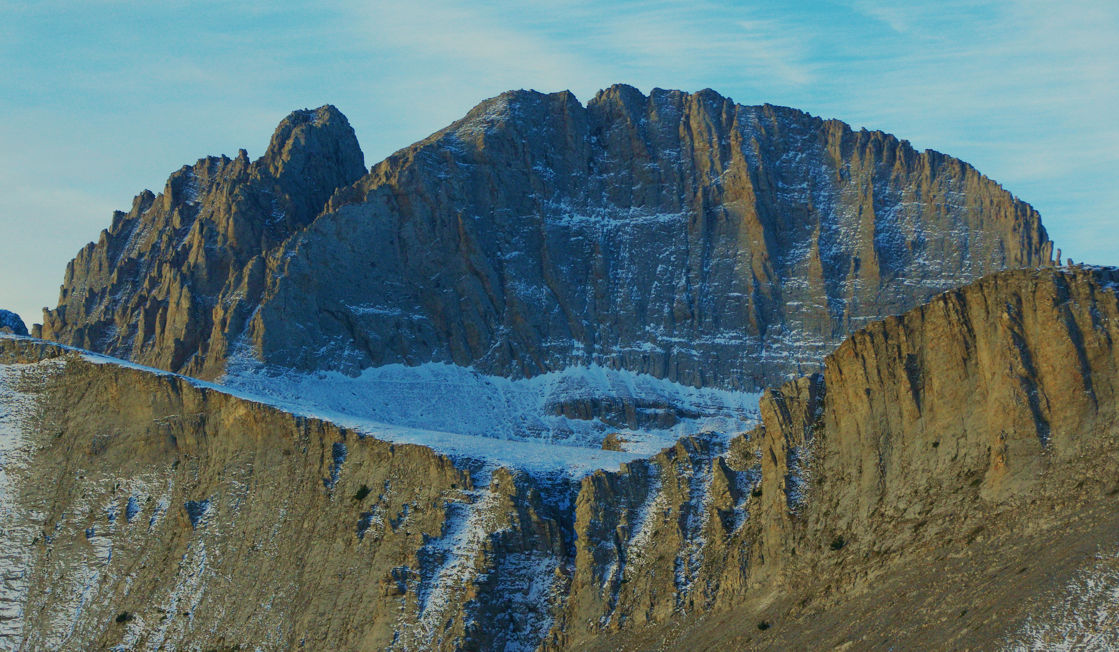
[[42, 86, 1052, 389], [40, 105, 367, 376], [6, 267, 1119, 649]]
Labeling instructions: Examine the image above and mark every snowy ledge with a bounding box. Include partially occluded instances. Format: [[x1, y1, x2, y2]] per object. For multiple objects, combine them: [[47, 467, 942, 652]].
[[0, 334, 760, 477]]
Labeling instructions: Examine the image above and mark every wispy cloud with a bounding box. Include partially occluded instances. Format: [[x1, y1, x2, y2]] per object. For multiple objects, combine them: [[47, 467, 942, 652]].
[[339, 1, 820, 101]]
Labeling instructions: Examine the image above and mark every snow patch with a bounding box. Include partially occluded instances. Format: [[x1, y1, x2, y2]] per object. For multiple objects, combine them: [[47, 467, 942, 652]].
[[323, 442, 346, 490], [785, 444, 812, 511], [183, 500, 211, 529], [6, 335, 759, 479], [220, 359, 760, 477]]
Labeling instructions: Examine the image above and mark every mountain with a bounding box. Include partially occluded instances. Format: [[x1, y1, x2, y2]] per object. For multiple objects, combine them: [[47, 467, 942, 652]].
[[3, 266, 1118, 649], [40, 86, 1053, 389], [0, 310, 26, 336], [16, 85, 1104, 649]]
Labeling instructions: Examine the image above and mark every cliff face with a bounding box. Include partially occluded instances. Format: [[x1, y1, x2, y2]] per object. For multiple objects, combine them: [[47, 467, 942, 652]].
[[721, 264, 1119, 649], [6, 266, 1119, 649], [0, 338, 566, 651], [39, 105, 365, 374], [41, 86, 1053, 388]]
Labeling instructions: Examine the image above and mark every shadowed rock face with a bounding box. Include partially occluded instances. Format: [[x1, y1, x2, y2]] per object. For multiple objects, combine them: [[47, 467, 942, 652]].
[[41, 86, 1052, 388], [0, 310, 26, 335], [5, 267, 1119, 649]]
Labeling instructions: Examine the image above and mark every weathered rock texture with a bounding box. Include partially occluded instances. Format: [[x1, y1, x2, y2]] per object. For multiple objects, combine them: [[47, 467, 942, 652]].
[[0, 337, 565, 651], [6, 266, 1119, 649], [40, 105, 365, 374], [41, 86, 1054, 388]]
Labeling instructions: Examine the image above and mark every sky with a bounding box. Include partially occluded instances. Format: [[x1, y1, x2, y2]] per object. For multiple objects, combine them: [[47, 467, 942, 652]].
[[2, 0, 1117, 326]]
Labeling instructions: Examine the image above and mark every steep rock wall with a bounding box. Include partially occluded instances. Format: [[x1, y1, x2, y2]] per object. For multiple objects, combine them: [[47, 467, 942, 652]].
[[0, 338, 566, 650], [39, 105, 366, 375], [548, 266, 1119, 648], [42, 87, 1053, 388]]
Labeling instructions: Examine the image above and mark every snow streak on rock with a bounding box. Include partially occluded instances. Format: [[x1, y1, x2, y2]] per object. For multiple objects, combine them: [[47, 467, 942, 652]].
[[600, 466, 665, 627], [414, 488, 501, 632], [673, 439, 718, 609], [725, 462, 762, 534], [0, 362, 57, 649], [469, 550, 562, 652]]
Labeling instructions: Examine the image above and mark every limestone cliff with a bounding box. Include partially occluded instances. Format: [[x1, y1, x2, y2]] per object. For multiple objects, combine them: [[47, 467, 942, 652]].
[[6, 265, 1119, 649], [41, 86, 1053, 388], [0, 337, 564, 651]]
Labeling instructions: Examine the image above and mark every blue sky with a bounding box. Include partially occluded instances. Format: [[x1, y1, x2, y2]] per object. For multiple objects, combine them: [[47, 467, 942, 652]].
[[2, 0, 1117, 325]]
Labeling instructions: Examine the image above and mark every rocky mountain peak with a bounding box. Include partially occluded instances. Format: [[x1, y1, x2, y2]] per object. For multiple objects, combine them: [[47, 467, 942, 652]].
[[446, 89, 582, 144], [39, 104, 369, 373], [590, 82, 647, 107], [43, 87, 1053, 386], [261, 104, 366, 211]]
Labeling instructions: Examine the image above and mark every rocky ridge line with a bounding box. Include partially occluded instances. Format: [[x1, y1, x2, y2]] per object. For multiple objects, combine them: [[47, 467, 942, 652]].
[[0, 310, 26, 335], [5, 265, 1119, 648]]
